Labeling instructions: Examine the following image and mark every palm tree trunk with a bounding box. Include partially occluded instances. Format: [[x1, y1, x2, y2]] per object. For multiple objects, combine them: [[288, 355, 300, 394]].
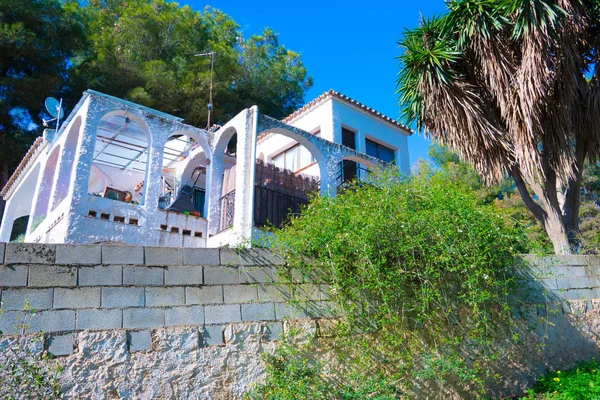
[[511, 167, 571, 254]]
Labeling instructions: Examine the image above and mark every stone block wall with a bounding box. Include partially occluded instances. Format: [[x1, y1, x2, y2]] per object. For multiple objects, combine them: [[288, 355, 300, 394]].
[[3, 243, 600, 398], [0, 243, 333, 357]]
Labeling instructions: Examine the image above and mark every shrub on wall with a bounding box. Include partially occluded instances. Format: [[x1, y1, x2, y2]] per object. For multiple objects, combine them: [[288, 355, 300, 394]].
[[260, 171, 528, 396], [0, 304, 63, 399]]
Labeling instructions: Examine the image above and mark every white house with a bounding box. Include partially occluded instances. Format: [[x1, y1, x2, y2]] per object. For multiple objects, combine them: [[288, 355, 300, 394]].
[[0, 89, 411, 248]]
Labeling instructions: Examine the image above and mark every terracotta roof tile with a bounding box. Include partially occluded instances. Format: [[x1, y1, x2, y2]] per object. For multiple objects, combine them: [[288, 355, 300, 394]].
[[1, 137, 44, 198], [258, 89, 412, 142]]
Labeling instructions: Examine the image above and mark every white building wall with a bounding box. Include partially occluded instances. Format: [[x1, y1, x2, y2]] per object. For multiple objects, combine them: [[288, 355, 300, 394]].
[[330, 100, 410, 175]]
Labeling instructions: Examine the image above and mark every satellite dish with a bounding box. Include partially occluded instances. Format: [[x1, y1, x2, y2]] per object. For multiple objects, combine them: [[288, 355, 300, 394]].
[[45, 97, 64, 119]]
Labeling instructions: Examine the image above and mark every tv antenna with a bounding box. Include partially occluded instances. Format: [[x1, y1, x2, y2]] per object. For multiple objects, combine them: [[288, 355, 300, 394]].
[[43, 97, 64, 132], [195, 51, 215, 129]]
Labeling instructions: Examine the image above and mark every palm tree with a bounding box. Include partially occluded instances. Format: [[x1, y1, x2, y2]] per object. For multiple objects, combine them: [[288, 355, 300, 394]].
[[397, 0, 600, 254]]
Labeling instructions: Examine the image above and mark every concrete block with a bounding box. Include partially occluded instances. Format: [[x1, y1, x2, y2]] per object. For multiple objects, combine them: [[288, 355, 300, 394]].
[[221, 248, 284, 266], [204, 267, 239, 285], [29, 310, 76, 333], [102, 287, 144, 308], [56, 244, 101, 265], [77, 309, 122, 330], [570, 267, 589, 277], [145, 246, 183, 266], [166, 306, 204, 326], [48, 333, 74, 356], [294, 284, 322, 301], [275, 303, 309, 320], [539, 278, 558, 291], [54, 287, 101, 309], [123, 308, 165, 328], [258, 285, 290, 302], [102, 245, 144, 265], [240, 267, 277, 283], [0, 311, 20, 334], [0, 242, 5, 264], [29, 265, 77, 287], [204, 304, 241, 324], [306, 301, 338, 318], [123, 266, 164, 286], [556, 277, 571, 290], [146, 287, 185, 307], [183, 248, 220, 266], [263, 321, 283, 341], [0, 265, 28, 287], [1, 288, 53, 311], [186, 286, 223, 305], [223, 285, 258, 303], [165, 266, 203, 286], [203, 325, 224, 346], [5, 243, 55, 264], [319, 285, 332, 300], [123, 308, 164, 329], [79, 265, 122, 286], [569, 276, 593, 289], [128, 330, 151, 351], [242, 303, 275, 321]]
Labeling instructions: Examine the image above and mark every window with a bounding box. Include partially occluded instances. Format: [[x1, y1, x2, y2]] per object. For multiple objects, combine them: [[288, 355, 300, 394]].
[[272, 144, 314, 172], [366, 139, 395, 163], [193, 188, 205, 217]]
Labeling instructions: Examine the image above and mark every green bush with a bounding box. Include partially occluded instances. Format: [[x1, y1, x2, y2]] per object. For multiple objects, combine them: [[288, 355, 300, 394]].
[[524, 359, 600, 399], [256, 171, 527, 396], [245, 334, 402, 399]]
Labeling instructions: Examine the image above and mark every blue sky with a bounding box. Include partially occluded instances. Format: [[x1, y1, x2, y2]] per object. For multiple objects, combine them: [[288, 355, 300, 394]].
[[181, 0, 448, 165]]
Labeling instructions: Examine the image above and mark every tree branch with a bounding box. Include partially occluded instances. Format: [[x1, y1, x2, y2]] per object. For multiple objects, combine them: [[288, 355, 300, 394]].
[[510, 166, 547, 223]]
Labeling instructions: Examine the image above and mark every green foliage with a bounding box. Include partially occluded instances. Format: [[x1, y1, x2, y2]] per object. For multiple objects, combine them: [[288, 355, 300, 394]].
[[0, 302, 63, 399], [524, 359, 600, 399], [246, 333, 402, 399], [422, 143, 553, 253], [0, 0, 87, 179], [73, 0, 312, 126], [263, 170, 527, 395]]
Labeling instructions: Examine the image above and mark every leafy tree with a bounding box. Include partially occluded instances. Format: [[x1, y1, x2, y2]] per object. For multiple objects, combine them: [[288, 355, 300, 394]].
[[397, 0, 600, 254], [0, 0, 86, 204], [73, 0, 312, 127]]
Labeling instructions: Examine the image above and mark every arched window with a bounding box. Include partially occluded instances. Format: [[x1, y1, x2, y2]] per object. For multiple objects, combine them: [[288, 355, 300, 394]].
[[87, 112, 150, 205]]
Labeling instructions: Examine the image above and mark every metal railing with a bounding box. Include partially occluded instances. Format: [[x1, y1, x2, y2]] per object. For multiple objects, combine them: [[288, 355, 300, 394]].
[[219, 190, 235, 232], [254, 185, 309, 229]]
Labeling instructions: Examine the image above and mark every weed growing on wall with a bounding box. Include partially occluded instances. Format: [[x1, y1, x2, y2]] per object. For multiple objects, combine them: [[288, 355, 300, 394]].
[[260, 171, 528, 396], [0, 302, 63, 399]]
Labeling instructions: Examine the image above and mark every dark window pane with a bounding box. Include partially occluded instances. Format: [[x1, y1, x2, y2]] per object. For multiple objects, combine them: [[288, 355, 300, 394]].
[[366, 140, 378, 158], [194, 189, 206, 217]]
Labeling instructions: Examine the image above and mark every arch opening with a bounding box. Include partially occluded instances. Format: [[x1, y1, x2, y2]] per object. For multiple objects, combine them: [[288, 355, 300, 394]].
[[253, 128, 323, 229], [52, 116, 82, 210], [87, 112, 150, 205], [31, 146, 61, 229], [159, 133, 210, 218]]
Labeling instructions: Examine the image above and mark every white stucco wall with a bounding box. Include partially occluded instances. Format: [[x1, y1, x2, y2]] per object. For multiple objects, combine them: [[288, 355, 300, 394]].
[[330, 100, 410, 174], [256, 97, 410, 176]]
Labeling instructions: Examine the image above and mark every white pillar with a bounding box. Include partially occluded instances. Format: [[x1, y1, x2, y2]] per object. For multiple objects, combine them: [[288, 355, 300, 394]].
[[231, 107, 258, 244]]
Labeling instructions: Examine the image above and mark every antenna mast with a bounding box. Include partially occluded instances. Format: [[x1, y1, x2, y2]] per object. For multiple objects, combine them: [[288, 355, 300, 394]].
[[195, 51, 215, 129]]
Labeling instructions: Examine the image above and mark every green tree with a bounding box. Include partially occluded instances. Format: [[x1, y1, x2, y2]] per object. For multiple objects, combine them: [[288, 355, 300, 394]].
[[397, 0, 600, 254], [73, 0, 312, 127], [0, 0, 86, 204]]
